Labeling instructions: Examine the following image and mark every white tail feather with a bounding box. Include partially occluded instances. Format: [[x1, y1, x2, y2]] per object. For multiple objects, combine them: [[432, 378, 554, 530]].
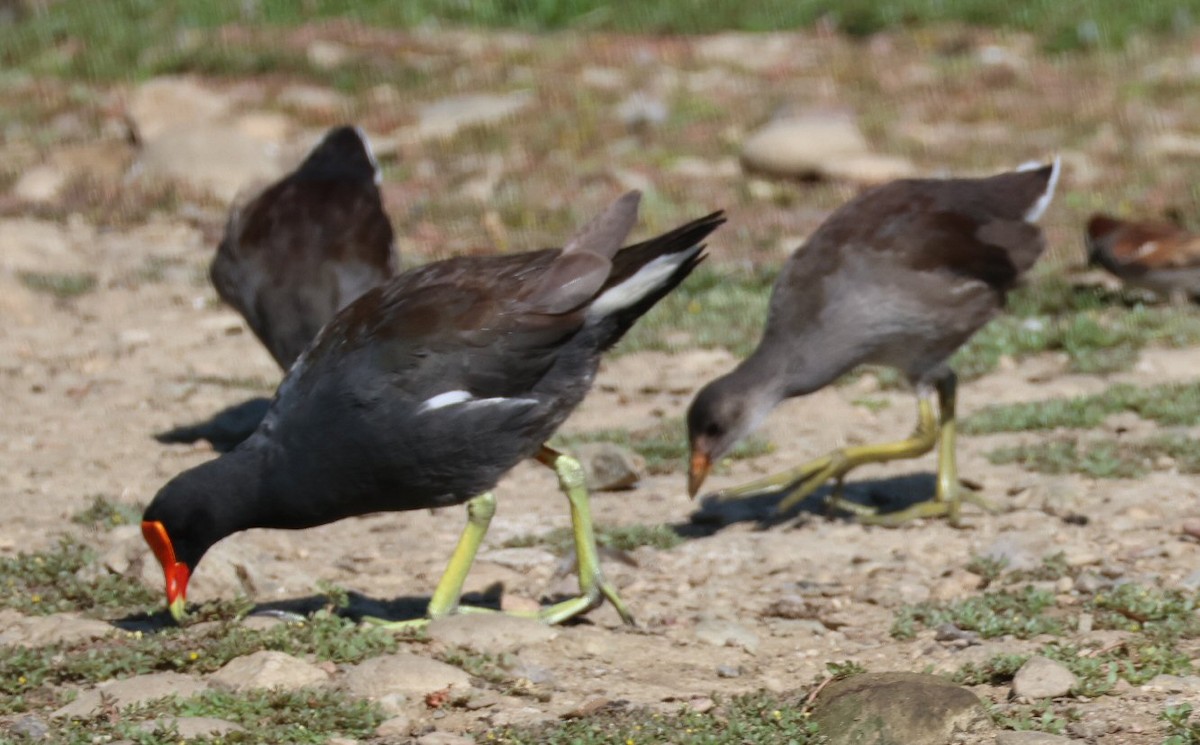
[[585, 245, 701, 321], [1022, 155, 1061, 223]]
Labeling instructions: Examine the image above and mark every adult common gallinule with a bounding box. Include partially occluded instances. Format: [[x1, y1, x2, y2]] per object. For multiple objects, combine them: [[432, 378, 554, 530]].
[[142, 191, 725, 624], [687, 161, 1059, 525], [1086, 213, 1200, 303], [155, 125, 396, 451]]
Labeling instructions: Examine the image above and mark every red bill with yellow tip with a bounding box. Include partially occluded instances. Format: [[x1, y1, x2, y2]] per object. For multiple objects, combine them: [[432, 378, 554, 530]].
[[141, 520, 189, 622]]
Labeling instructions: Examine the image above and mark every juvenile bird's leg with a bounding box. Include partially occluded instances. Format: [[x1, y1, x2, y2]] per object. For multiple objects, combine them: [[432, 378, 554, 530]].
[[533, 445, 635, 626], [856, 372, 994, 527], [366, 491, 501, 629], [707, 385, 939, 515]]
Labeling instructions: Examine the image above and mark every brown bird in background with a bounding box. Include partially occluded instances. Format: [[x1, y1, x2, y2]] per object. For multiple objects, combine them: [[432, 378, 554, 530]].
[[687, 160, 1060, 526], [211, 125, 397, 369], [1086, 213, 1200, 303], [156, 125, 396, 451]]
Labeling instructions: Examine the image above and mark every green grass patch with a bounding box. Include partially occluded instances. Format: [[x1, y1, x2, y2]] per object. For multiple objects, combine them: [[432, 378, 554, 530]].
[[490, 691, 822, 744], [987, 434, 1200, 479], [0, 539, 158, 617], [503, 522, 684, 556], [615, 265, 774, 358], [892, 585, 1065, 640], [32, 688, 383, 744], [1164, 703, 1200, 745], [963, 381, 1200, 434], [71, 495, 144, 531], [1, 0, 1189, 84], [559, 418, 772, 475], [1, 610, 397, 714], [17, 270, 97, 299]]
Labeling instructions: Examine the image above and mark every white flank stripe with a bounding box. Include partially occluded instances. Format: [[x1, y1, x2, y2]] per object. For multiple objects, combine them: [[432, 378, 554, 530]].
[[418, 391, 539, 414], [419, 390, 474, 411], [586, 246, 700, 321], [1022, 155, 1061, 223]]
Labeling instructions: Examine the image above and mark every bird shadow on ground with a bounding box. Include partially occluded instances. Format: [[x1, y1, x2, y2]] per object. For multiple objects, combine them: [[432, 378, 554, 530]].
[[152, 396, 272, 453], [109, 583, 545, 633], [685, 472, 940, 530]]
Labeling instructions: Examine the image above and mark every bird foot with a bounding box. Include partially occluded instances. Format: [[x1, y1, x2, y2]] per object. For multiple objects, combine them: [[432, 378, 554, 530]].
[[537, 577, 636, 627], [827, 483, 995, 528]]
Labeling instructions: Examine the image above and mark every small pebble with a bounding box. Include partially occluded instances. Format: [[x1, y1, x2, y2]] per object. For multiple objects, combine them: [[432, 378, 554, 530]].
[[716, 664, 741, 678]]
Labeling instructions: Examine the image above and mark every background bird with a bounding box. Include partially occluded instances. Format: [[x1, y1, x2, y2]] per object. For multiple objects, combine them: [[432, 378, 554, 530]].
[[687, 160, 1060, 526], [1086, 212, 1200, 303], [142, 191, 725, 625], [156, 125, 396, 451]]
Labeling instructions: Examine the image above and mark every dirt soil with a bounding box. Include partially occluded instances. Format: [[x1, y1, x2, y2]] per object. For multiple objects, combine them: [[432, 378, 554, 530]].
[[2, 22, 1200, 744]]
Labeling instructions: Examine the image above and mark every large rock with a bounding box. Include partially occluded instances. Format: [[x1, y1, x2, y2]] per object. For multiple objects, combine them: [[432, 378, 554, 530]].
[[427, 613, 557, 654], [0, 610, 115, 647], [740, 112, 914, 184], [1011, 656, 1077, 699], [128, 77, 234, 141], [341, 653, 472, 700], [572, 442, 645, 491], [208, 650, 331, 692], [810, 672, 991, 745], [54, 672, 208, 718], [136, 126, 282, 202], [400, 92, 533, 143]]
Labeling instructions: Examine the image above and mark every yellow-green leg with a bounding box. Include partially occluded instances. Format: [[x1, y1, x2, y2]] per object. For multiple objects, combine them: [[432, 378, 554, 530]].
[[857, 373, 994, 527], [534, 446, 636, 626], [705, 386, 938, 514], [365, 491, 503, 630]]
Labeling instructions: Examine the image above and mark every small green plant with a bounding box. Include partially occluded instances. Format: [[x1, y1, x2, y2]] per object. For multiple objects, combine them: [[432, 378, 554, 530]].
[[504, 522, 684, 555], [953, 653, 1029, 686], [989, 434, 1200, 479], [28, 688, 384, 744], [490, 691, 823, 744], [892, 586, 1064, 640], [825, 660, 866, 680], [987, 700, 1073, 734], [965, 554, 1008, 587], [963, 381, 1200, 435], [18, 270, 97, 298], [1, 610, 398, 714], [0, 539, 157, 616], [1164, 703, 1200, 745], [71, 495, 144, 530]]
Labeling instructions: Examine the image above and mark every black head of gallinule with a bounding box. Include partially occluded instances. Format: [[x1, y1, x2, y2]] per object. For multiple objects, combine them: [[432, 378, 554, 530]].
[[687, 160, 1060, 525], [143, 191, 725, 624]]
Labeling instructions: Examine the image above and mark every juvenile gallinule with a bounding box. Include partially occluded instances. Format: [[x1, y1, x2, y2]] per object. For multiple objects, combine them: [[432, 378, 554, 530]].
[[1086, 213, 1200, 302], [142, 191, 725, 624], [687, 160, 1060, 525], [156, 125, 396, 451]]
